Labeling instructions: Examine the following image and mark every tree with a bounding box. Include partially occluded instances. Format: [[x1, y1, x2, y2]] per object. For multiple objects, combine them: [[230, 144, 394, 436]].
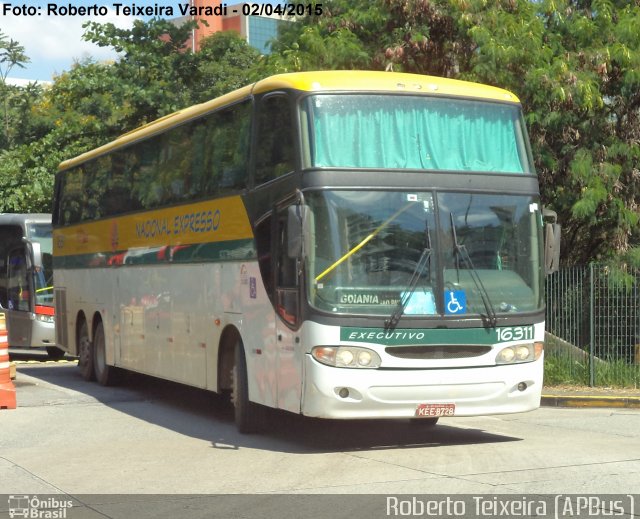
[[458, 0, 640, 264], [0, 30, 30, 148], [0, 19, 270, 213], [194, 31, 265, 101], [269, 0, 640, 265]]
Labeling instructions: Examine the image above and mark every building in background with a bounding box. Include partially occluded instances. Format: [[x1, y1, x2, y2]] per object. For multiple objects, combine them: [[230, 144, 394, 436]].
[[174, 0, 292, 53]]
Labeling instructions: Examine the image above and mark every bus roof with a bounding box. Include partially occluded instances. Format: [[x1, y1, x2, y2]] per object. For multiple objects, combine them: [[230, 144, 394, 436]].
[[0, 213, 51, 226], [251, 70, 520, 101], [58, 70, 521, 171]]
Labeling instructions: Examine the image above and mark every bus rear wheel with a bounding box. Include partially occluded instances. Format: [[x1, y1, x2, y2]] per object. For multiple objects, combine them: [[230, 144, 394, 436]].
[[77, 321, 95, 381], [93, 321, 120, 386], [232, 340, 266, 434]]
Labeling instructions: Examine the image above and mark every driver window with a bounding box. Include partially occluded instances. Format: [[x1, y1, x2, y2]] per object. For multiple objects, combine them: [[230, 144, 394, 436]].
[[275, 206, 299, 327], [7, 249, 30, 312]]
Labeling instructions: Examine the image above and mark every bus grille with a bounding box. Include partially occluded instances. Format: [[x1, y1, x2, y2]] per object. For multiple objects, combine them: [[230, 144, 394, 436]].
[[385, 345, 492, 360]]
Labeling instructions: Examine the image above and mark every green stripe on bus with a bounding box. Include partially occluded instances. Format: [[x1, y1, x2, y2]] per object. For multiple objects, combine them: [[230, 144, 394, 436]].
[[53, 238, 256, 269], [341, 327, 499, 346]]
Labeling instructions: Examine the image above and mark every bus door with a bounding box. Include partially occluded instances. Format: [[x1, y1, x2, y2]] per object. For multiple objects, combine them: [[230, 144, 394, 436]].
[[273, 204, 304, 413], [6, 244, 35, 348]]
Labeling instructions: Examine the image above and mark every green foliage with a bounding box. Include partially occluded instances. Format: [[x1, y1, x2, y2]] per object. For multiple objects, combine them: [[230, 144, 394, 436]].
[[545, 353, 640, 389], [0, 30, 31, 148], [195, 31, 265, 100], [544, 355, 589, 386], [272, 0, 640, 265], [0, 21, 266, 214], [465, 0, 640, 265]]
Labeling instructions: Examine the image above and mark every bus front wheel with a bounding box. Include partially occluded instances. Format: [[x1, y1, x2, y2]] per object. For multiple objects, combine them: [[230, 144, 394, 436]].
[[232, 340, 266, 434], [77, 321, 94, 381]]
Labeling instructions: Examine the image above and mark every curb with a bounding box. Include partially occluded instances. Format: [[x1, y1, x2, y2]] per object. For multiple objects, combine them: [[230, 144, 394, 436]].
[[541, 394, 640, 409]]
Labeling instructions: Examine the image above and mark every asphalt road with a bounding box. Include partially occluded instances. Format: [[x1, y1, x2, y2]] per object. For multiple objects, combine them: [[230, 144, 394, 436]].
[[2, 353, 640, 518]]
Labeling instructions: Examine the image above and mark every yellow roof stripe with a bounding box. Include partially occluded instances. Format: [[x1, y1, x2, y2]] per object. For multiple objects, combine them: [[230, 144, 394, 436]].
[[252, 70, 519, 102]]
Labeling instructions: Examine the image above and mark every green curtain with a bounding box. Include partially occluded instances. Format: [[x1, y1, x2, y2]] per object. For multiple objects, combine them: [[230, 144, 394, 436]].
[[311, 95, 526, 173]]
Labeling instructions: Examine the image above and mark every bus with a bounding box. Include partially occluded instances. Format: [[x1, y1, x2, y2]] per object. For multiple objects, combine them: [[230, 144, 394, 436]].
[[52, 71, 559, 433], [0, 214, 61, 359]]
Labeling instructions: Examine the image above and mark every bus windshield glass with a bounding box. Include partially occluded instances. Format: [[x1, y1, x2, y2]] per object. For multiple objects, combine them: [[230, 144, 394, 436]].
[[306, 190, 543, 317], [27, 223, 54, 308], [307, 94, 532, 173]]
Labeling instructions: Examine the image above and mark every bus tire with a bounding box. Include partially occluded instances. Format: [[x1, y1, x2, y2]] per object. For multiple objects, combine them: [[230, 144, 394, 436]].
[[93, 321, 120, 386], [46, 346, 66, 360], [77, 320, 95, 381], [232, 340, 266, 434]]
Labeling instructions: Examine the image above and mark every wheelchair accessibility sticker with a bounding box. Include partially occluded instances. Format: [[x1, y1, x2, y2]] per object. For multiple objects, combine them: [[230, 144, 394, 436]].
[[445, 290, 466, 315]]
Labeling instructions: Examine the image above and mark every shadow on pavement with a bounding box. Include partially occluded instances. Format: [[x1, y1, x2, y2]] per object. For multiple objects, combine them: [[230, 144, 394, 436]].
[[15, 362, 522, 455]]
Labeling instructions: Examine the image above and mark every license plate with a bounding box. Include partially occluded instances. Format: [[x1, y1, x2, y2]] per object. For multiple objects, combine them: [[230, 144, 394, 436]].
[[415, 403, 455, 417]]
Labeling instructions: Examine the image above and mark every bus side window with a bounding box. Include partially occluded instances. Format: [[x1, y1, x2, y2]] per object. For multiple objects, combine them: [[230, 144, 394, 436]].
[[80, 159, 106, 222], [255, 95, 294, 186], [102, 150, 136, 216], [133, 137, 161, 210], [191, 121, 208, 199], [205, 101, 251, 196], [59, 167, 85, 225], [159, 126, 191, 205]]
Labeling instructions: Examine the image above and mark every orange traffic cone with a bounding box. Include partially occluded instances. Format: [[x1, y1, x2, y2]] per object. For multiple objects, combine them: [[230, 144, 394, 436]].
[[0, 313, 16, 409]]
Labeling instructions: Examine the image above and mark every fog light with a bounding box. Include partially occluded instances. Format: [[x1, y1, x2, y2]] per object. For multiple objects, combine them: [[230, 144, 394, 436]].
[[517, 382, 528, 392], [338, 387, 349, 399]]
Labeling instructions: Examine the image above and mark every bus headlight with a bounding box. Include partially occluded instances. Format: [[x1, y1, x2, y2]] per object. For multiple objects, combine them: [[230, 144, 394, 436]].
[[312, 346, 381, 368], [496, 342, 543, 364]]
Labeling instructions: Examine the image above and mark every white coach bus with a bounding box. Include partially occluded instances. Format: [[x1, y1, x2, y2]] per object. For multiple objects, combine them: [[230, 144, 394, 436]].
[[52, 71, 559, 433]]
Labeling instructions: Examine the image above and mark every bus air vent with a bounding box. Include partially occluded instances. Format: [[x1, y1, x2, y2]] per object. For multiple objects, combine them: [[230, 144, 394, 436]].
[[385, 345, 491, 360]]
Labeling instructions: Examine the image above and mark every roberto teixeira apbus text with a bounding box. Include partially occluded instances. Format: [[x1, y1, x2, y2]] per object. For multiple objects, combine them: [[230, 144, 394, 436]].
[[385, 495, 636, 518]]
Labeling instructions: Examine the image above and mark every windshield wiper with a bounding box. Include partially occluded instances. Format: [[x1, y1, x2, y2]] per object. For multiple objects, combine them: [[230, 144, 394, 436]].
[[385, 221, 432, 330], [449, 212, 497, 327]]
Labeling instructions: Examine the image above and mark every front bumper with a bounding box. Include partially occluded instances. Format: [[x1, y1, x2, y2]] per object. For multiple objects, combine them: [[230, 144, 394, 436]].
[[301, 354, 543, 419]]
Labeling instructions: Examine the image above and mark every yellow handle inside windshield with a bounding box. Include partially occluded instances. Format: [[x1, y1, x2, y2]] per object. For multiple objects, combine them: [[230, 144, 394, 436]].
[[314, 202, 415, 283]]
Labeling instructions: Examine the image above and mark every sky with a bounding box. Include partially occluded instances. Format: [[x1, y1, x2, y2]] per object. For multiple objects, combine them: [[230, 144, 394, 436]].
[[1, 0, 261, 82]]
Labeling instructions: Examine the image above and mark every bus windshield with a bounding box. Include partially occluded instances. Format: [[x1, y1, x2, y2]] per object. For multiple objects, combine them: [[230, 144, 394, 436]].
[[306, 190, 543, 317], [307, 94, 533, 173], [28, 223, 54, 308]]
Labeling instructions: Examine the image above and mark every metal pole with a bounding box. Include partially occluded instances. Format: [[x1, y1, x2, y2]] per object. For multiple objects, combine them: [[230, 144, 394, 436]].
[[589, 263, 595, 387]]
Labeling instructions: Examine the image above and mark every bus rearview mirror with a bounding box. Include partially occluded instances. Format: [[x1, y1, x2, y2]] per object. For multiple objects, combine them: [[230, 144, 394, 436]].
[[544, 222, 561, 275]]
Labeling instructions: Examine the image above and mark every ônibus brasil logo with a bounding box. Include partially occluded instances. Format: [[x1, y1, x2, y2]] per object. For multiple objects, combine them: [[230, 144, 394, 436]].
[[8, 495, 73, 518]]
